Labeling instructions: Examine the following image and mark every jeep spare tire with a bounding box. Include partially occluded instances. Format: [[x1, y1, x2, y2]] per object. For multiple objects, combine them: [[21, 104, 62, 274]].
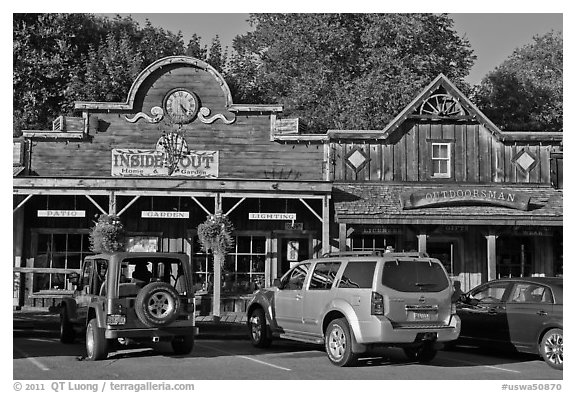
[[135, 282, 181, 327]]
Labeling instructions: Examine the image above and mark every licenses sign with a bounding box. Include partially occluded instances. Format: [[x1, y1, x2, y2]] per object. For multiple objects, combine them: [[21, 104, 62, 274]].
[[249, 213, 296, 220], [400, 187, 530, 211], [141, 211, 189, 219], [38, 210, 86, 218]]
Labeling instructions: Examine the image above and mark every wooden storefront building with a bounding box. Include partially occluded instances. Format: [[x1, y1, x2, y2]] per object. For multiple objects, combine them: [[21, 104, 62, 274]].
[[329, 74, 563, 291], [13, 57, 562, 310], [13, 56, 331, 310]]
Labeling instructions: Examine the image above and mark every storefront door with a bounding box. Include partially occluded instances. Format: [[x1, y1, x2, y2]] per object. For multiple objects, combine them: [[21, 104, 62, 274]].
[[278, 236, 311, 277]]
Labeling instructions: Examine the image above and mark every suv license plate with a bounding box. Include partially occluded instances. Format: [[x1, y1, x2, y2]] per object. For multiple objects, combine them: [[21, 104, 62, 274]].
[[414, 312, 430, 321]]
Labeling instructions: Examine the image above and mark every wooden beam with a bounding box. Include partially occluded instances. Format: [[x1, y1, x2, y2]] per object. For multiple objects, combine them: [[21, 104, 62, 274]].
[[14, 177, 332, 195], [14, 267, 81, 274], [116, 196, 140, 217], [13, 194, 33, 214], [298, 198, 323, 223], [224, 197, 246, 216], [84, 195, 107, 215], [190, 196, 212, 216]]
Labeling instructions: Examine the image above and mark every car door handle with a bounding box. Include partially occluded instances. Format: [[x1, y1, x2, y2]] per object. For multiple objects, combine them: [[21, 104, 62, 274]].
[[295, 294, 303, 300], [537, 310, 548, 316]]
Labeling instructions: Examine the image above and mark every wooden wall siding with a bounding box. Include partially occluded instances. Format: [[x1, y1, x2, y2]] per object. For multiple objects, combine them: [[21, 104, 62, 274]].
[[331, 122, 554, 185], [29, 65, 325, 181]]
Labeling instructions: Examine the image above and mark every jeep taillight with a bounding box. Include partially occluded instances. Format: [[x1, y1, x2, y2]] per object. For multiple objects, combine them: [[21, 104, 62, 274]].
[[371, 292, 384, 315], [451, 302, 457, 315], [107, 302, 126, 326]]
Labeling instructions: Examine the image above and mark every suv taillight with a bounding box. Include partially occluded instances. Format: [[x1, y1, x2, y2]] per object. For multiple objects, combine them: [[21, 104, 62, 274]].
[[371, 292, 384, 315]]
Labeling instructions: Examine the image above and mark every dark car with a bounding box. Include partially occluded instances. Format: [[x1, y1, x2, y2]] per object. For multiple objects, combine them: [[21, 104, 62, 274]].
[[455, 277, 562, 370]]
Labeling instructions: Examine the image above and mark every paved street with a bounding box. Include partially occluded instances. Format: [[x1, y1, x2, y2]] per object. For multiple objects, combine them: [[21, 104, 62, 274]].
[[13, 324, 562, 381]]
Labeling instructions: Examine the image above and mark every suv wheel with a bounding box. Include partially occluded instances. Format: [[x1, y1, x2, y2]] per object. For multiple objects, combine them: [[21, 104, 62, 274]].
[[171, 335, 194, 355], [135, 282, 181, 327], [59, 307, 75, 344], [540, 328, 563, 370], [249, 308, 272, 348], [325, 318, 358, 367], [403, 342, 437, 363], [86, 318, 108, 361]]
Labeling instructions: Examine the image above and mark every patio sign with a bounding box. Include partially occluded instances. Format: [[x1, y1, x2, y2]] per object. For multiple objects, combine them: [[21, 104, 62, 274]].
[[38, 210, 86, 217], [400, 187, 530, 211]]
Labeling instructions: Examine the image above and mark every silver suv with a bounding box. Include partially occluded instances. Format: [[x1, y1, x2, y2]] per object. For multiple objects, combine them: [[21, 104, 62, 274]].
[[246, 251, 461, 366]]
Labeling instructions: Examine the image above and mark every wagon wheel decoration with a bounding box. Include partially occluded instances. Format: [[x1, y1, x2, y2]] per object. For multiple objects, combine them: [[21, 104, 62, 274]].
[[419, 94, 466, 117], [156, 131, 189, 175]]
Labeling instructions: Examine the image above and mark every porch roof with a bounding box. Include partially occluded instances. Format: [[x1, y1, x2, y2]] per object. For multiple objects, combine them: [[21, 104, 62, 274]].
[[333, 182, 563, 226]]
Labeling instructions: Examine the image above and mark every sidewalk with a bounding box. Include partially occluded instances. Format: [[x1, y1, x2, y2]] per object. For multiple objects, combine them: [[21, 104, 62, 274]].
[[13, 307, 248, 339]]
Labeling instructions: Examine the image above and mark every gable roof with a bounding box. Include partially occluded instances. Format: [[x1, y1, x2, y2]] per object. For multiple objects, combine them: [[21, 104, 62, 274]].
[[382, 73, 508, 140], [328, 73, 563, 143]]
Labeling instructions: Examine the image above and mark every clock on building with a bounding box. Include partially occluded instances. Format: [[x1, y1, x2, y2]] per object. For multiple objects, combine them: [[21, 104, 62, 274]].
[[163, 88, 199, 124]]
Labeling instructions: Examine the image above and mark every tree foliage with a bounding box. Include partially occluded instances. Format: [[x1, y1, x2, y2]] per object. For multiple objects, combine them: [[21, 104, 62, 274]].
[[225, 13, 476, 132], [13, 14, 229, 136], [472, 31, 562, 132]]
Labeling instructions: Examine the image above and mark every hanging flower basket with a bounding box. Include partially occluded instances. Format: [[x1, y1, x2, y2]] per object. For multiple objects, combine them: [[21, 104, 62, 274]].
[[197, 214, 234, 261], [89, 214, 126, 254]]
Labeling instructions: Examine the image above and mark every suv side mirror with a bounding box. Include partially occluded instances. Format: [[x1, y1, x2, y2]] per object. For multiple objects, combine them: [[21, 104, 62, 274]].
[[272, 278, 281, 288]]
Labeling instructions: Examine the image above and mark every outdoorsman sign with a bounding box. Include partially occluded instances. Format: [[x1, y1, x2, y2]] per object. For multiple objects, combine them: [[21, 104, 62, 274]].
[[400, 187, 530, 211], [111, 149, 218, 178]]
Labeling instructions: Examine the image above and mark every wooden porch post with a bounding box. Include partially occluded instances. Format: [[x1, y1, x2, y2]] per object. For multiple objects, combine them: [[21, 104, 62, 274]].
[[339, 223, 347, 252], [322, 195, 330, 255], [213, 193, 222, 319], [486, 234, 498, 281], [417, 234, 428, 254]]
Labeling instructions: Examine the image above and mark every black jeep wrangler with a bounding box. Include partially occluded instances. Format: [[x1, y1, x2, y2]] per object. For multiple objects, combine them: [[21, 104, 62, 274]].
[[59, 252, 198, 360]]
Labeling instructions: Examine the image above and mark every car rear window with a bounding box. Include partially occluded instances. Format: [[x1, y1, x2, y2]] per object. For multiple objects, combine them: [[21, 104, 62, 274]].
[[381, 259, 449, 292], [338, 261, 376, 289]]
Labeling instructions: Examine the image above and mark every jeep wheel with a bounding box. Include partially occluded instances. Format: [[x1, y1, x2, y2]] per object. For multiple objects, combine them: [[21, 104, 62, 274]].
[[540, 328, 563, 370], [325, 318, 358, 367], [86, 319, 108, 361], [135, 282, 181, 327], [249, 308, 272, 348], [404, 342, 437, 363], [59, 308, 75, 344], [171, 335, 194, 355]]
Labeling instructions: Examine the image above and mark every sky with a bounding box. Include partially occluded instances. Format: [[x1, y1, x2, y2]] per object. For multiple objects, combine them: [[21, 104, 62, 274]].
[[101, 12, 563, 85]]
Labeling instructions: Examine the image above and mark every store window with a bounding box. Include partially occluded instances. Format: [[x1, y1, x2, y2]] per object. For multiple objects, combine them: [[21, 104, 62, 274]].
[[193, 234, 266, 294], [351, 235, 393, 252], [431, 142, 451, 178], [224, 235, 266, 293], [34, 232, 93, 292]]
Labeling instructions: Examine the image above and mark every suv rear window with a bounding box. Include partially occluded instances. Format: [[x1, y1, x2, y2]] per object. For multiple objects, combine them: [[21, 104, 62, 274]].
[[381, 259, 449, 292]]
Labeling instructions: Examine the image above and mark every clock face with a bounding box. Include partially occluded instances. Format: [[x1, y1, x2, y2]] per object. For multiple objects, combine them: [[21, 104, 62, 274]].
[[164, 89, 199, 124]]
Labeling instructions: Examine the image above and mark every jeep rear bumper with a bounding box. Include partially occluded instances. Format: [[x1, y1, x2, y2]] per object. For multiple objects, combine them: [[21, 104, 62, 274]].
[[105, 326, 198, 339]]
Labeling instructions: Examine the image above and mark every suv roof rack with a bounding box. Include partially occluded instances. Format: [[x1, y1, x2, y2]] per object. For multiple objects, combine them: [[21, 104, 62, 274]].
[[322, 251, 383, 258], [321, 251, 430, 258]]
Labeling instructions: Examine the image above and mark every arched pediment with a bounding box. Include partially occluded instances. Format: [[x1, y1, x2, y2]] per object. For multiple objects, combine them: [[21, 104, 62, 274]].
[[74, 56, 234, 111]]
